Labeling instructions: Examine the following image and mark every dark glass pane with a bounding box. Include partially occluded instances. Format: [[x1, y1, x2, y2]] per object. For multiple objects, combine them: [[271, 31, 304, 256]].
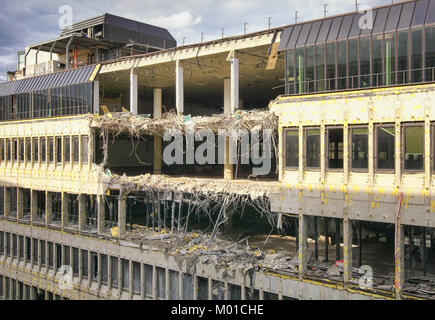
[[397, 30, 409, 84], [351, 127, 368, 169], [306, 129, 320, 168], [348, 13, 362, 38], [373, 7, 389, 34], [64, 137, 70, 162], [326, 42, 336, 90], [337, 15, 353, 40], [348, 38, 358, 88], [317, 19, 332, 43], [73, 136, 79, 162], [296, 47, 304, 94], [285, 129, 299, 167], [385, 33, 396, 85], [404, 126, 424, 170], [288, 25, 302, 47], [81, 136, 88, 164], [306, 46, 315, 92], [316, 44, 325, 91], [372, 35, 383, 86], [296, 23, 312, 47], [327, 17, 343, 41], [278, 27, 293, 51], [425, 26, 435, 81], [328, 128, 343, 169], [398, 2, 415, 29], [411, 0, 429, 27], [377, 125, 395, 170], [411, 28, 423, 82], [385, 4, 402, 32], [337, 40, 346, 89], [426, 0, 435, 24], [286, 49, 295, 94], [48, 137, 54, 162], [306, 21, 322, 45], [360, 37, 370, 87], [41, 138, 46, 162]]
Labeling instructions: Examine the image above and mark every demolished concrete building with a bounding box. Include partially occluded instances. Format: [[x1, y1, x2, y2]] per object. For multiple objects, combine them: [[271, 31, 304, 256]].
[[1, 1, 435, 300]]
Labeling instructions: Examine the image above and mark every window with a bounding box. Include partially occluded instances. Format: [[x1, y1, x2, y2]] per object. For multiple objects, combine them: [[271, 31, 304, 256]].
[[19, 138, 24, 162], [306, 128, 320, 168], [425, 26, 435, 81], [284, 128, 299, 168], [48, 137, 54, 162], [372, 35, 383, 86], [384, 33, 396, 86], [48, 242, 53, 268], [411, 28, 423, 82], [72, 247, 79, 276], [81, 136, 88, 164], [101, 254, 108, 285], [327, 127, 343, 169], [376, 124, 395, 170], [337, 41, 347, 89], [32, 138, 38, 162], [0, 139, 3, 162], [326, 43, 336, 90], [398, 30, 409, 84], [6, 139, 11, 161], [351, 127, 368, 169], [111, 256, 118, 288], [26, 138, 31, 162], [41, 138, 46, 162], [348, 38, 358, 88], [64, 137, 70, 163], [404, 125, 424, 170], [40, 240, 46, 267], [360, 37, 370, 87], [81, 249, 88, 278], [56, 137, 62, 163], [296, 47, 304, 94], [316, 44, 325, 92], [73, 136, 79, 162], [122, 259, 129, 290], [306, 46, 315, 92]]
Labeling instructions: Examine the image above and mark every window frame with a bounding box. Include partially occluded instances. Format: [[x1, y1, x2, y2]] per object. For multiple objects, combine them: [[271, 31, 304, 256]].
[[283, 127, 299, 170], [326, 125, 344, 171], [349, 124, 369, 172], [304, 126, 321, 170], [375, 123, 396, 173], [402, 122, 425, 172]]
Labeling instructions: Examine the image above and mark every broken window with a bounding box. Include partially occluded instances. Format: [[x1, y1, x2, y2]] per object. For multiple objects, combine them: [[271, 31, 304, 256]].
[[81, 249, 88, 278], [48, 137, 54, 162], [64, 246, 70, 266], [73, 136, 79, 162], [121, 259, 129, 290], [64, 136, 70, 163], [72, 247, 79, 276], [101, 254, 108, 285], [327, 127, 343, 169], [81, 136, 88, 164], [306, 128, 320, 168], [376, 124, 395, 170], [32, 138, 38, 162], [132, 261, 141, 294], [404, 124, 424, 170], [25, 237, 31, 261], [351, 127, 369, 169], [41, 138, 46, 162], [56, 137, 62, 164], [111, 256, 118, 288], [284, 128, 299, 168], [91, 251, 98, 281]]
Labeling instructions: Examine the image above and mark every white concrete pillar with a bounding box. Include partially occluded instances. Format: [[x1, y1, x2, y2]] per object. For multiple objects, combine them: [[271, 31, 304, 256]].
[[61, 192, 69, 229], [230, 56, 239, 113], [118, 196, 126, 238], [154, 88, 163, 175], [78, 194, 86, 232], [224, 78, 231, 114], [298, 213, 308, 279], [343, 217, 353, 284], [97, 195, 105, 234], [176, 60, 184, 115], [45, 191, 52, 226], [93, 80, 100, 114], [395, 223, 405, 300], [130, 68, 138, 114], [224, 78, 233, 180], [30, 190, 37, 225]]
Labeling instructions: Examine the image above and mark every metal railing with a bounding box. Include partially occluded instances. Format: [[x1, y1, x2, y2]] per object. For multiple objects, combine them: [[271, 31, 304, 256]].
[[0, 105, 91, 122], [286, 66, 435, 95]]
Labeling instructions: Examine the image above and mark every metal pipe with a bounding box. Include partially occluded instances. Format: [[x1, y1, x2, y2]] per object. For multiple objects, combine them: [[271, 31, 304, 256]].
[[50, 41, 57, 61], [65, 36, 74, 70]]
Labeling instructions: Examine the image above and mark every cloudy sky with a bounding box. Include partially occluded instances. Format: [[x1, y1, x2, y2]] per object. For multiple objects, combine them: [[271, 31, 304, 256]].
[[0, 0, 389, 81]]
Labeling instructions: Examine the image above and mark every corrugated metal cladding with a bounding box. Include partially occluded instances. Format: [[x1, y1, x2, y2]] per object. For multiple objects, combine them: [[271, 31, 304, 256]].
[[278, 0, 435, 51], [0, 65, 96, 97]]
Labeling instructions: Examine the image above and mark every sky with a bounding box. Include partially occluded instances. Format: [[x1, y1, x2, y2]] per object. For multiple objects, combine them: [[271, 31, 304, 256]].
[[0, 0, 389, 81]]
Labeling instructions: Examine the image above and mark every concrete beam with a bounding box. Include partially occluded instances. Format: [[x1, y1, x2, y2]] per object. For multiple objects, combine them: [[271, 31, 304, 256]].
[[130, 68, 138, 114], [176, 60, 184, 115]]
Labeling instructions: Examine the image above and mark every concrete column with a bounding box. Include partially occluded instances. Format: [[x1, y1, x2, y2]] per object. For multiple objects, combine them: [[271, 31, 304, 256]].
[[17, 188, 23, 220], [30, 190, 37, 225], [4, 187, 10, 217], [153, 88, 162, 175], [30, 239, 34, 266], [108, 256, 112, 289], [140, 263, 145, 299], [230, 55, 239, 113], [178, 272, 184, 300], [93, 81, 100, 114], [130, 68, 138, 114], [87, 250, 92, 287], [97, 253, 102, 290], [208, 278, 212, 300], [61, 192, 69, 229], [118, 196, 126, 238], [78, 249, 83, 283], [97, 195, 105, 234], [78, 194, 86, 232], [175, 60, 184, 115], [343, 217, 353, 284], [152, 265, 157, 300], [224, 282, 229, 300], [37, 240, 42, 271], [45, 191, 52, 226], [117, 258, 122, 297], [129, 260, 133, 299], [193, 275, 198, 300], [165, 268, 170, 300], [298, 213, 308, 279], [395, 223, 405, 300], [224, 78, 231, 114], [224, 78, 233, 180]]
